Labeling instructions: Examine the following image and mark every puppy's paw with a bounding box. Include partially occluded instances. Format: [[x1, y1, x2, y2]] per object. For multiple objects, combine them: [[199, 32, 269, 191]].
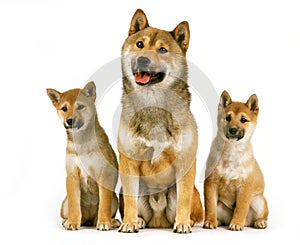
[[254, 219, 267, 229], [203, 220, 218, 229], [111, 218, 121, 229], [137, 217, 146, 229], [62, 219, 81, 230], [118, 222, 139, 233], [173, 223, 192, 233], [228, 223, 243, 231], [97, 222, 111, 231]]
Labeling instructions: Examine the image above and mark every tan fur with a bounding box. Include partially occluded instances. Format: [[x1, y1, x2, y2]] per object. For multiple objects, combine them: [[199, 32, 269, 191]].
[[47, 82, 120, 230], [118, 9, 203, 233], [204, 90, 268, 231]]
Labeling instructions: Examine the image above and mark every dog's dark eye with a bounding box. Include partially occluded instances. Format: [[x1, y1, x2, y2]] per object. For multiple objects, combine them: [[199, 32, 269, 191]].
[[61, 106, 67, 112], [226, 115, 231, 122], [241, 117, 248, 123], [136, 41, 144, 49], [77, 104, 84, 110], [158, 47, 168, 54]]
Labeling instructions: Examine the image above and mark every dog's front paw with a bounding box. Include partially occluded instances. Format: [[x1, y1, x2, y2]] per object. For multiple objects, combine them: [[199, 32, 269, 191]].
[[118, 222, 139, 233], [173, 223, 192, 233], [97, 222, 111, 231], [228, 222, 243, 231], [203, 219, 218, 229], [254, 219, 267, 229], [62, 219, 81, 230]]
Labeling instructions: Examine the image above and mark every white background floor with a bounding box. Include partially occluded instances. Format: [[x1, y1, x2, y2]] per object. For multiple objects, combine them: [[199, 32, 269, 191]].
[[0, 0, 299, 244]]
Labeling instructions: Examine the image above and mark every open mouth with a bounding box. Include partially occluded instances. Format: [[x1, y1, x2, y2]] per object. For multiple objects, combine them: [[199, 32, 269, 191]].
[[134, 71, 165, 86]]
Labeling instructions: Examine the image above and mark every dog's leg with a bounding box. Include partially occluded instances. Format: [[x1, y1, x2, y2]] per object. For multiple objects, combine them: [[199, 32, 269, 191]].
[[190, 186, 204, 226], [173, 160, 196, 233], [60, 196, 68, 223], [217, 201, 233, 226], [110, 192, 121, 229], [228, 183, 252, 231], [118, 153, 140, 233], [203, 177, 218, 229], [64, 172, 81, 230], [138, 194, 153, 226], [249, 194, 268, 229], [166, 185, 177, 224], [96, 186, 113, 231]]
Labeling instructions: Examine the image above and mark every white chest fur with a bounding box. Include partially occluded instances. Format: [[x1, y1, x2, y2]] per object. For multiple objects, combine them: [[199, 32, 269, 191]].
[[216, 142, 253, 182], [66, 139, 108, 184]]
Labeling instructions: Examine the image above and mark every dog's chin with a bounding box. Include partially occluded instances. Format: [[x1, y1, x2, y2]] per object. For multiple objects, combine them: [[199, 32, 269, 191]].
[[64, 123, 84, 131], [133, 71, 165, 86], [226, 135, 244, 141]]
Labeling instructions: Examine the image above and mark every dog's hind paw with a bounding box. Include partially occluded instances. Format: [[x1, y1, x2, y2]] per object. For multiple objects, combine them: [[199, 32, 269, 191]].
[[173, 223, 192, 233], [254, 219, 267, 229], [111, 218, 121, 229], [118, 222, 139, 233], [137, 217, 146, 229]]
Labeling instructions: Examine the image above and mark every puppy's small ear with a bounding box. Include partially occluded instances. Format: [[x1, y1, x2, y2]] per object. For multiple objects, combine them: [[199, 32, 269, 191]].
[[47, 88, 61, 107], [82, 81, 96, 101], [246, 94, 259, 113], [129, 9, 149, 36], [219, 90, 232, 109], [170, 21, 190, 54]]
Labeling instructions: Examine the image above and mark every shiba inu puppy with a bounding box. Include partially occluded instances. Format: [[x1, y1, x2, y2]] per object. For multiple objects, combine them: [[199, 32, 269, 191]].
[[118, 9, 204, 233], [204, 90, 268, 231], [47, 81, 120, 230]]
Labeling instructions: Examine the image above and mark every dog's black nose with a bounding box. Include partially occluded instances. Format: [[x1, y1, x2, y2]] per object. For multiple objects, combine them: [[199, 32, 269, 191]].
[[229, 127, 238, 134], [66, 118, 74, 126], [137, 56, 150, 68]]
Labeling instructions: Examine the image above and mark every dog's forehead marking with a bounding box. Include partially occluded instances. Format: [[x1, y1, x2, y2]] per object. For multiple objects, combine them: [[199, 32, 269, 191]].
[[227, 102, 251, 115], [148, 32, 158, 46], [225, 103, 258, 123], [60, 89, 80, 106], [226, 110, 249, 119], [137, 35, 150, 44], [153, 33, 174, 48], [140, 28, 173, 47]]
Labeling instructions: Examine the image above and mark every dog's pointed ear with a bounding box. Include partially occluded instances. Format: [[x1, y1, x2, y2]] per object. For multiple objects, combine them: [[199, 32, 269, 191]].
[[47, 88, 61, 107], [129, 9, 149, 36], [246, 94, 259, 114], [82, 81, 96, 101], [219, 90, 232, 109], [171, 21, 190, 54]]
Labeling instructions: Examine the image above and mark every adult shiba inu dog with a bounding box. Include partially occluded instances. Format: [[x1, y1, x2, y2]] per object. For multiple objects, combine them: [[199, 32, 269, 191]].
[[204, 90, 268, 231], [47, 81, 120, 230], [118, 9, 204, 233]]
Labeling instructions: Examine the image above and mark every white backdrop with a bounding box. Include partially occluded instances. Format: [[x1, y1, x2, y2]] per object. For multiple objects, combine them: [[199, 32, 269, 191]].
[[0, 0, 299, 244]]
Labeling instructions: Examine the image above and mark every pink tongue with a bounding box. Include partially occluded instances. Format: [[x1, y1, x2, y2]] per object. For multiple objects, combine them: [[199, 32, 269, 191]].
[[134, 72, 150, 84]]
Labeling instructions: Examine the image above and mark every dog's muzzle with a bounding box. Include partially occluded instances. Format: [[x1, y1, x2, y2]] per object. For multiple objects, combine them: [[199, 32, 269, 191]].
[[226, 127, 244, 141], [133, 56, 165, 86], [64, 117, 83, 130]]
